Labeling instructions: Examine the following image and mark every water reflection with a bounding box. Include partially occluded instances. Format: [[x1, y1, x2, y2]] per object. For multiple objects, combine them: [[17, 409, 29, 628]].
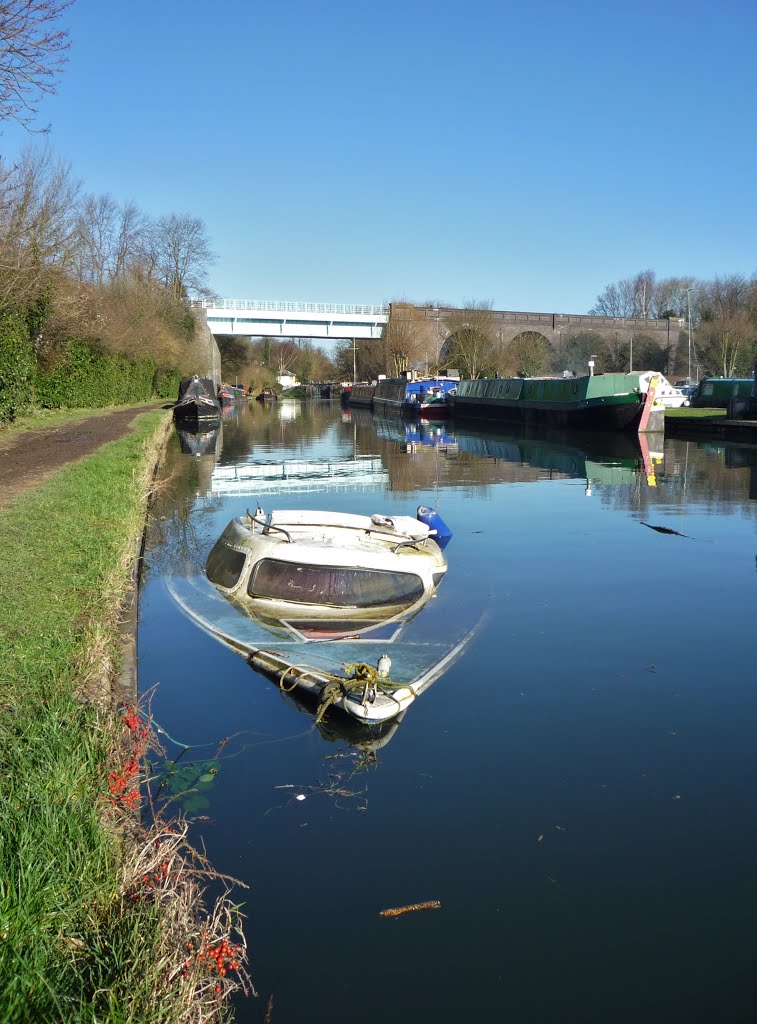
[[141, 400, 757, 1024], [176, 423, 222, 459]]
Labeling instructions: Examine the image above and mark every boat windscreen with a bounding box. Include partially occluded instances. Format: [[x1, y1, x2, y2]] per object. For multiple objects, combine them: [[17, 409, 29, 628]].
[[206, 545, 247, 589], [248, 559, 424, 608]]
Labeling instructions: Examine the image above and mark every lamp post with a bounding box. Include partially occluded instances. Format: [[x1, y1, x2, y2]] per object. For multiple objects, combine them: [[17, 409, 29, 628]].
[[686, 287, 698, 383]]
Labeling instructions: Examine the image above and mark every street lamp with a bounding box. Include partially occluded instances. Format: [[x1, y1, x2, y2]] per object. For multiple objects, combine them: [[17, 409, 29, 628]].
[[686, 287, 699, 383]]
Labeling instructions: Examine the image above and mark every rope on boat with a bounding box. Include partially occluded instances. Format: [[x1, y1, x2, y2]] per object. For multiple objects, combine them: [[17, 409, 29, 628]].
[[272, 659, 416, 723]]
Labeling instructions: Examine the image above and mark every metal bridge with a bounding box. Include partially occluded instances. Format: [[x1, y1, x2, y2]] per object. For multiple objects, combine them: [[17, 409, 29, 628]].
[[193, 299, 387, 341]]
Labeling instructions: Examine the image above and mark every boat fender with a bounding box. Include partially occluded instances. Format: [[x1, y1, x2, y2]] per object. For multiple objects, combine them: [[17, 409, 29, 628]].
[[416, 506, 452, 548], [377, 654, 392, 677]]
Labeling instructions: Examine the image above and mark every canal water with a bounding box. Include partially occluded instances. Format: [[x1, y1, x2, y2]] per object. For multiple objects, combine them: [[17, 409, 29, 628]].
[[138, 399, 757, 1024]]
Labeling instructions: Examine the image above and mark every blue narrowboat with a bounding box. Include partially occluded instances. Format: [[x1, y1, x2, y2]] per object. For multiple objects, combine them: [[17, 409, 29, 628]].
[[372, 377, 458, 418]]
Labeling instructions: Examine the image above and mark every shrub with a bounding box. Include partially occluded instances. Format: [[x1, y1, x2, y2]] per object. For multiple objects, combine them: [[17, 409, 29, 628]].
[[0, 311, 36, 421]]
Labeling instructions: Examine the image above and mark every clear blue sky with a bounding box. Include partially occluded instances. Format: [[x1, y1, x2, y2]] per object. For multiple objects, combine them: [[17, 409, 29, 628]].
[[2, 0, 755, 314]]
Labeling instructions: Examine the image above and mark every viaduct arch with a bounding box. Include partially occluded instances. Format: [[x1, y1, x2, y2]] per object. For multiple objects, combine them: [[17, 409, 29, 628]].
[[389, 303, 686, 372]]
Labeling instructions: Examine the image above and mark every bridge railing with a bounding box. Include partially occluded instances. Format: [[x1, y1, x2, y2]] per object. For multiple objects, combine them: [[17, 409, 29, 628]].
[[192, 299, 388, 316]]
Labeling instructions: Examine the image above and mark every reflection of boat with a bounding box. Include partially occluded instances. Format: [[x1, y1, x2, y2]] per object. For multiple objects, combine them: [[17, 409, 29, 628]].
[[168, 506, 476, 725], [374, 414, 457, 450], [452, 372, 663, 432], [173, 376, 221, 426], [176, 423, 221, 458], [453, 422, 656, 487], [373, 376, 458, 418]]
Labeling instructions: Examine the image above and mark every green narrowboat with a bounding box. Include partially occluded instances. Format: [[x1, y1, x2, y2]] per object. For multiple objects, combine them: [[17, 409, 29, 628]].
[[451, 372, 657, 431], [692, 377, 754, 408]]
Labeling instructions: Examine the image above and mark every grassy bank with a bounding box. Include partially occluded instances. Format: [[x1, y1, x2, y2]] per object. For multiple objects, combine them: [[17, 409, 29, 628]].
[[0, 410, 250, 1022]]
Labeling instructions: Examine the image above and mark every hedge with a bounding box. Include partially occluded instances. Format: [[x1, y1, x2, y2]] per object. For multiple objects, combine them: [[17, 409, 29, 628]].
[[0, 312, 36, 421]]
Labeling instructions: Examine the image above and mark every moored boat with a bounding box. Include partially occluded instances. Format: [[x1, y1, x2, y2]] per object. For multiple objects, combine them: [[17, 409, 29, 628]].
[[637, 372, 691, 408], [217, 383, 246, 404], [373, 376, 459, 418], [347, 383, 377, 408], [691, 377, 754, 408], [255, 386, 279, 402], [173, 376, 221, 427], [451, 371, 664, 432]]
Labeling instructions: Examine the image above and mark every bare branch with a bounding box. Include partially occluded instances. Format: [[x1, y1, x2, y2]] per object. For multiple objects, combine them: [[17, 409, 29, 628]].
[[0, 1, 74, 131]]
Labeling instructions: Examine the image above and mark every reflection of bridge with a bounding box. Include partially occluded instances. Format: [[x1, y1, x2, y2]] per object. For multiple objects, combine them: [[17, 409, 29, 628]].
[[210, 457, 388, 496]]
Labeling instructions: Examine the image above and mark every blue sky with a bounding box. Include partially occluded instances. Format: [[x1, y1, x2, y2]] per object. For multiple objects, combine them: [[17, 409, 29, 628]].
[[1, 0, 755, 314]]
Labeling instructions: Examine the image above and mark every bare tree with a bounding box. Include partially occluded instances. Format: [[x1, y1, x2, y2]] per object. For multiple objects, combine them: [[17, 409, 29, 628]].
[[74, 191, 117, 285], [0, 1, 74, 131], [112, 199, 149, 280], [152, 213, 215, 300], [698, 313, 755, 377], [381, 302, 425, 376], [0, 144, 79, 306], [441, 300, 498, 379], [505, 331, 551, 377]]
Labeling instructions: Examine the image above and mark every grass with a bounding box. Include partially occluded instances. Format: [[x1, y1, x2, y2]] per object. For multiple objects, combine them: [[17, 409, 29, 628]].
[[0, 410, 251, 1023], [665, 406, 727, 418]]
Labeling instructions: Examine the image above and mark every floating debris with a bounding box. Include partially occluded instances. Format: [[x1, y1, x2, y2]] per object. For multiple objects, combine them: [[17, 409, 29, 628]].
[[537, 834, 544, 843], [640, 522, 690, 538], [380, 900, 441, 918]]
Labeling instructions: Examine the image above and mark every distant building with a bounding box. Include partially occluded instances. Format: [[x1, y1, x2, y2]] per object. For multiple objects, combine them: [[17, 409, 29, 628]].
[[277, 372, 298, 389]]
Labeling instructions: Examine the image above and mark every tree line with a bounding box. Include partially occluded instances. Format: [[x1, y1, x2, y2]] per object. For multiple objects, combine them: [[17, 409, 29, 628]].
[[216, 335, 339, 392], [0, 145, 216, 419], [336, 272, 757, 383]]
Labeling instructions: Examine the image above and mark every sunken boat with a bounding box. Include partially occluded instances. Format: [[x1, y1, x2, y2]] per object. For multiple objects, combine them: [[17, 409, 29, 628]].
[[167, 505, 480, 725]]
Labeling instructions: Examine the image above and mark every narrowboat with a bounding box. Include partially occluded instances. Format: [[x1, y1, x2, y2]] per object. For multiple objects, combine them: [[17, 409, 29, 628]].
[[372, 377, 459, 418], [450, 371, 664, 432], [347, 383, 377, 408], [255, 386, 279, 402], [173, 376, 221, 427], [691, 377, 754, 408], [217, 383, 246, 404]]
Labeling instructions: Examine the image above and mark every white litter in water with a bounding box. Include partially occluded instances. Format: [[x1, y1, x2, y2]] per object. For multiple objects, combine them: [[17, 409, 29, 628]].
[[296, 794, 307, 801]]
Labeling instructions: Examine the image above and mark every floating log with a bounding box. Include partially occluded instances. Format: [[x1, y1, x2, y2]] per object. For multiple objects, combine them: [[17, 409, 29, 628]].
[[379, 900, 441, 918]]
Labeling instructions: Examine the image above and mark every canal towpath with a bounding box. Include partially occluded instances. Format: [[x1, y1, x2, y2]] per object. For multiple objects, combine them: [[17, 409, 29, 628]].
[[0, 402, 168, 506]]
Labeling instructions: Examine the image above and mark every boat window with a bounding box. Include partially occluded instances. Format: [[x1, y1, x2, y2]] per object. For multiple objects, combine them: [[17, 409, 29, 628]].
[[206, 545, 247, 589], [248, 559, 424, 607]]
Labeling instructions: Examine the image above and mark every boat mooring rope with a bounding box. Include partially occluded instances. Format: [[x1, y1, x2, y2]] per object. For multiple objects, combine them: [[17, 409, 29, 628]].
[[274, 660, 416, 723]]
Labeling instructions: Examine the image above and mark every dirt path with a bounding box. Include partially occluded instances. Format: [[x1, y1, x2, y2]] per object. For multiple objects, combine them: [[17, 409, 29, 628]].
[[0, 403, 168, 506]]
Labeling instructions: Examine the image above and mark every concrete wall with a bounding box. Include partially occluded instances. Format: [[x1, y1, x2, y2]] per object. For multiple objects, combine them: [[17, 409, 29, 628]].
[[189, 308, 222, 387]]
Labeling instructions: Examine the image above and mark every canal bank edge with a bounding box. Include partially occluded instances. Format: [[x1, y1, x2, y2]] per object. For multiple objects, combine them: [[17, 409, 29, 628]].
[[114, 411, 173, 711]]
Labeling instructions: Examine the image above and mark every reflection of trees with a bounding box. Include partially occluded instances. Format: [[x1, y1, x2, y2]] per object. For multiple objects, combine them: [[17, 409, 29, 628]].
[[145, 434, 224, 576]]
